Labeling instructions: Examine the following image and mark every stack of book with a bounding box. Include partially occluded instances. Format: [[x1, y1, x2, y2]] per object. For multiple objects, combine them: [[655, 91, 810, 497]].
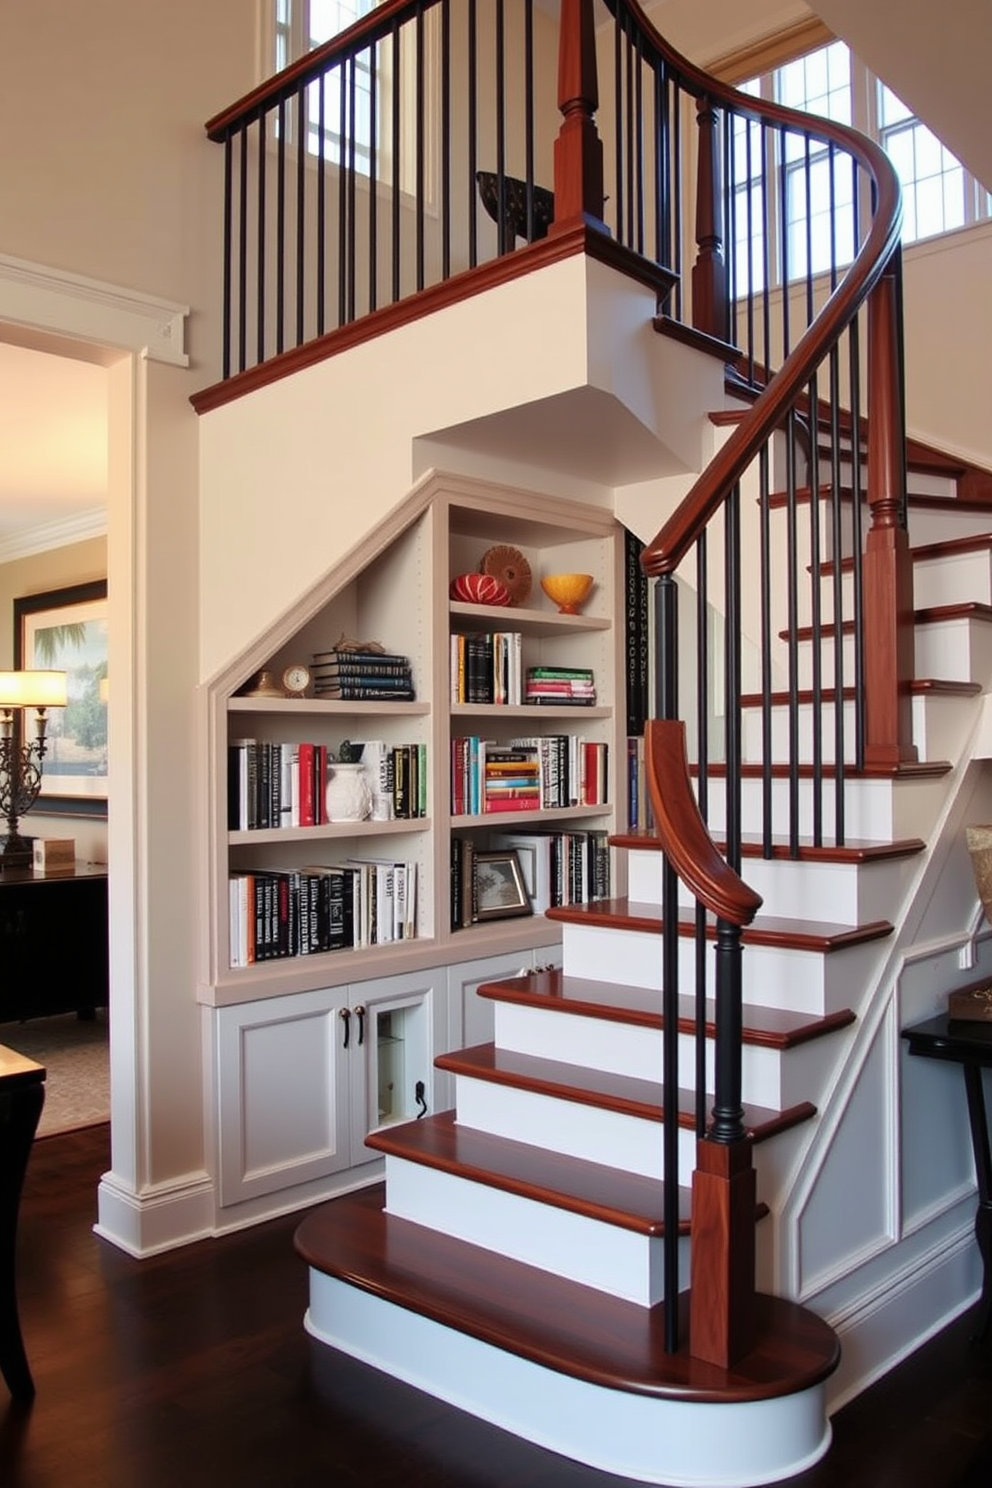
[[311, 649, 415, 701], [229, 857, 417, 965], [451, 734, 608, 815], [450, 632, 523, 704], [524, 666, 596, 705], [488, 827, 611, 914], [228, 738, 329, 830]]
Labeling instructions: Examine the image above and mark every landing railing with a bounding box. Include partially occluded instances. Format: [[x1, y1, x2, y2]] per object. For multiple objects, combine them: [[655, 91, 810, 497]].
[[201, 0, 914, 1370]]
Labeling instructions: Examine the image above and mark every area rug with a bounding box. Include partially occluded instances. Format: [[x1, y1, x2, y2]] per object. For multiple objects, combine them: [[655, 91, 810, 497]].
[[0, 1011, 110, 1137]]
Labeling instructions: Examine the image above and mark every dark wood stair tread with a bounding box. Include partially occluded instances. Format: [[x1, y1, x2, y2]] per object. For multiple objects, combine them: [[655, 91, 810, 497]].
[[476, 968, 856, 1049], [366, 1110, 690, 1234], [435, 1043, 816, 1142], [612, 828, 927, 865], [295, 1184, 840, 1404], [545, 896, 893, 953], [912, 531, 992, 561], [786, 603, 992, 641], [691, 757, 951, 780], [738, 680, 979, 706]]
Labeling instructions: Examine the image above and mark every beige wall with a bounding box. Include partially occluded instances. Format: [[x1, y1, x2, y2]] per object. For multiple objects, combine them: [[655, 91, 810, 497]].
[[0, 1, 261, 1244]]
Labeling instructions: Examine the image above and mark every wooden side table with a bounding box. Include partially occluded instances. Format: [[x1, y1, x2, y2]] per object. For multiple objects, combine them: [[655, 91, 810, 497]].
[[0, 1045, 45, 1399], [902, 1013, 992, 1348]]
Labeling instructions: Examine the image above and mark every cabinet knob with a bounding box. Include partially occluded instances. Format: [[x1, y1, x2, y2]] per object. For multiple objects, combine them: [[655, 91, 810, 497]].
[[353, 1004, 366, 1046], [339, 1006, 351, 1049]]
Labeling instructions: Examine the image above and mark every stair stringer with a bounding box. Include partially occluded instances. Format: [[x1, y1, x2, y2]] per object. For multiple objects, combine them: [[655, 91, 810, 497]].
[[763, 698, 992, 1412]]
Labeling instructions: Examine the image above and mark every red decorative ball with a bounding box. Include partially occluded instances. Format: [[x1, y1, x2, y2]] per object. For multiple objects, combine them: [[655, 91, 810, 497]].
[[449, 572, 512, 606]]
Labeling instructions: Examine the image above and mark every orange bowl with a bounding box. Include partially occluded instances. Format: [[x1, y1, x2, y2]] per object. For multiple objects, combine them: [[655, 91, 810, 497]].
[[540, 572, 594, 614]]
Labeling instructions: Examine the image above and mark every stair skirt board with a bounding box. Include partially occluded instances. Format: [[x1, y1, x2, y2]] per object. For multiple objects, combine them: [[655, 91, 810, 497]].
[[305, 1272, 834, 1488], [381, 1154, 685, 1305]]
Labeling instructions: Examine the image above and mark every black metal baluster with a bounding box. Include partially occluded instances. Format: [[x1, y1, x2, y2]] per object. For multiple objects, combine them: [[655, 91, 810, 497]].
[[468, 0, 478, 268], [367, 43, 377, 315], [495, 0, 506, 254], [222, 135, 233, 380], [296, 82, 306, 346], [441, 0, 451, 279], [237, 125, 249, 374], [315, 76, 326, 335], [415, 1, 425, 291], [276, 99, 287, 356], [256, 113, 267, 367], [654, 572, 681, 1354], [391, 19, 401, 301]]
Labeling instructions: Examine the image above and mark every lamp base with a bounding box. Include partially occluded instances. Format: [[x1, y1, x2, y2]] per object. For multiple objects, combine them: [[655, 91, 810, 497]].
[[0, 833, 35, 869]]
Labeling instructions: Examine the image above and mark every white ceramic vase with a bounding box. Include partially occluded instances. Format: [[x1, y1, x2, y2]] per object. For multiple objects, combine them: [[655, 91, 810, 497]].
[[325, 762, 372, 822]]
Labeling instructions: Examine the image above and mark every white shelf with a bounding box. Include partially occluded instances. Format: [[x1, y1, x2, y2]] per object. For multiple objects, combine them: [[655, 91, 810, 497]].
[[228, 817, 429, 847]]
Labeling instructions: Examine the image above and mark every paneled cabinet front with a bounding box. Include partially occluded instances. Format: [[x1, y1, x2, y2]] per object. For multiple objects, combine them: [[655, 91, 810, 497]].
[[215, 967, 445, 1207]]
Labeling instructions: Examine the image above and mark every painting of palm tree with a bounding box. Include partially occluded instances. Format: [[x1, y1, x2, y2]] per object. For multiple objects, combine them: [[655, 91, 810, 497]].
[[14, 580, 108, 812]]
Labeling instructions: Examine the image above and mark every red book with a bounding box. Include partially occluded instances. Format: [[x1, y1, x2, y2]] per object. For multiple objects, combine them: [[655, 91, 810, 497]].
[[298, 742, 315, 827]]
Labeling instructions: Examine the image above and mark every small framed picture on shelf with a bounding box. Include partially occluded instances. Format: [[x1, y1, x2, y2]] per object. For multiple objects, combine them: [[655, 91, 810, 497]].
[[473, 849, 532, 921]]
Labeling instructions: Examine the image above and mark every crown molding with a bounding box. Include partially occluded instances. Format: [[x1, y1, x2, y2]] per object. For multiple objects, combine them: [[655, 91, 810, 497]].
[[0, 253, 189, 367], [0, 505, 107, 565]]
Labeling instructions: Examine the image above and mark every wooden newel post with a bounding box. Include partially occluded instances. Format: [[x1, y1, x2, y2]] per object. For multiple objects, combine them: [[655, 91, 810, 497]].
[[691, 94, 728, 343], [552, 0, 606, 234], [864, 258, 917, 769], [689, 919, 756, 1368]]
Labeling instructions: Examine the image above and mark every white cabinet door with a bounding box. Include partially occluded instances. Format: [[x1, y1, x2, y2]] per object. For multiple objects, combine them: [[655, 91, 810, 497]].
[[215, 986, 352, 1205]]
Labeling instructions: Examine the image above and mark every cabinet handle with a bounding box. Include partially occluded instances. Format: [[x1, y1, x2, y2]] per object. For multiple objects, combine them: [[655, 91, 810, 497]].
[[339, 1006, 351, 1049], [353, 1004, 366, 1046]]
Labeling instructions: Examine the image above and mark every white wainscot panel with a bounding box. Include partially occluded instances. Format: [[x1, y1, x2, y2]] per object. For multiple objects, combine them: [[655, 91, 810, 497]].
[[793, 1016, 895, 1298]]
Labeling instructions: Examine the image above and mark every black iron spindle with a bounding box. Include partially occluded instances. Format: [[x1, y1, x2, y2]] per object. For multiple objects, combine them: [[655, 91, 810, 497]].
[[276, 99, 287, 356], [222, 135, 233, 380], [391, 19, 401, 302], [256, 114, 267, 367], [296, 82, 306, 346], [415, 2, 425, 291], [467, 0, 478, 268], [237, 124, 249, 373], [441, 0, 451, 279]]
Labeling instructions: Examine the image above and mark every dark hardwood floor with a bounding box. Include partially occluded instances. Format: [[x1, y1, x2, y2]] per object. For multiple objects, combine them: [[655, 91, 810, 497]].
[[3, 1125, 990, 1488]]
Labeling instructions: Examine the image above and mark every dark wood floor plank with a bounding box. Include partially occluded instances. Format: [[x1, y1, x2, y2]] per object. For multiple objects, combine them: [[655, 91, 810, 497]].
[[2, 1125, 990, 1488]]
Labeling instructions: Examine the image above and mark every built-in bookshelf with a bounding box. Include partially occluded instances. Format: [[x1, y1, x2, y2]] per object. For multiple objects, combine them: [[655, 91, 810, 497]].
[[202, 470, 624, 1006]]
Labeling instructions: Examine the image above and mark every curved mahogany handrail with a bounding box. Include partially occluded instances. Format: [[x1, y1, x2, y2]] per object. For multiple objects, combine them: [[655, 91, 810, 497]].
[[205, 0, 430, 141], [599, 0, 903, 578], [645, 720, 762, 928]]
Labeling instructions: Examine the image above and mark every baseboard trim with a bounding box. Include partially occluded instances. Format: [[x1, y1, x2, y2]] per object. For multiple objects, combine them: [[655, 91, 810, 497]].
[[95, 1169, 215, 1257], [824, 1225, 981, 1411]]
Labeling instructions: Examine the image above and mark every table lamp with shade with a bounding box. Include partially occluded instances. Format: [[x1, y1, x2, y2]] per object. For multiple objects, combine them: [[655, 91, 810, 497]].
[[0, 670, 68, 868]]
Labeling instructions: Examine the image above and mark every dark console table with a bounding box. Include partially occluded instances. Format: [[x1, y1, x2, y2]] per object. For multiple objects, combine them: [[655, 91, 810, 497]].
[[0, 864, 108, 1024], [903, 1013, 992, 1347], [0, 1044, 45, 1399]]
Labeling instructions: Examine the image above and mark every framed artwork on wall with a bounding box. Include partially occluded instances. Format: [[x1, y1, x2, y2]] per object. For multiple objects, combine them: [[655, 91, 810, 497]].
[[14, 579, 109, 819]]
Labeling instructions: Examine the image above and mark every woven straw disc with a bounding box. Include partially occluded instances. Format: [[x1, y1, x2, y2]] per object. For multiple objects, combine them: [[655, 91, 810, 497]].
[[480, 544, 532, 606]]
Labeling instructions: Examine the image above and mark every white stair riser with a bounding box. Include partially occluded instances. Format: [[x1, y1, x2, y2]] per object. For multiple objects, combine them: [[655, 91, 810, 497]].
[[908, 505, 992, 545], [915, 615, 992, 685], [702, 771, 947, 842], [492, 999, 847, 1109], [382, 1153, 686, 1306], [911, 690, 979, 763], [453, 1070, 695, 1177], [788, 615, 992, 691], [736, 690, 977, 766], [558, 919, 886, 1016], [914, 547, 992, 609], [628, 844, 915, 926], [306, 1274, 835, 1488], [451, 1074, 805, 1196]]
